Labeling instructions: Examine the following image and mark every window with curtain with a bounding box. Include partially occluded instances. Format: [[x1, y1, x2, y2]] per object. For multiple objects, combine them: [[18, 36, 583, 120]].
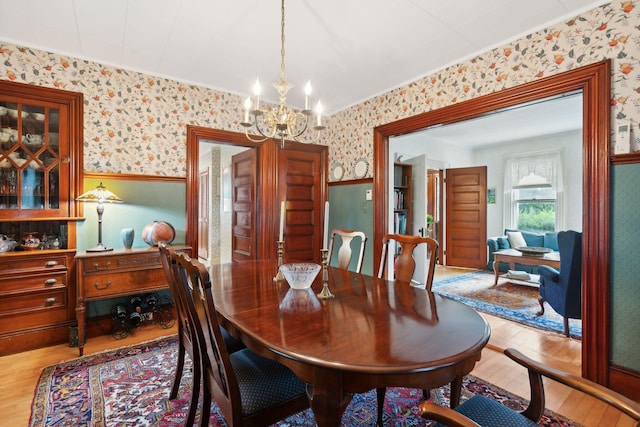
[[503, 150, 564, 232]]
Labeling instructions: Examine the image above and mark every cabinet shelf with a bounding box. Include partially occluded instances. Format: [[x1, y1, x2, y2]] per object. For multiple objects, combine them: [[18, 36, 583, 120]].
[[393, 163, 412, 235]]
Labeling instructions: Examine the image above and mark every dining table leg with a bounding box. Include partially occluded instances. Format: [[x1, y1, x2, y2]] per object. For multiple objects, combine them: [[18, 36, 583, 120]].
[[306, 372, 353, 426], [449, 375, 463, 408]]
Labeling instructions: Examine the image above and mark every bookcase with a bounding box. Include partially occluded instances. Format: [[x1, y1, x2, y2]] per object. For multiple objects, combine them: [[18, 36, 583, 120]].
[[393, 163, 412, 235]]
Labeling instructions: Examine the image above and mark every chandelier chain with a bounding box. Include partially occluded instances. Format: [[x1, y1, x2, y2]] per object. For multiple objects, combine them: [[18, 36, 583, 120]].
[[280, 0, 286, 82]]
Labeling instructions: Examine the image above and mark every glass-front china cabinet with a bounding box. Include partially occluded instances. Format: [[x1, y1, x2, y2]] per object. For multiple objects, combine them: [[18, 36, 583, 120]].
[[0, 80, 83, 355]]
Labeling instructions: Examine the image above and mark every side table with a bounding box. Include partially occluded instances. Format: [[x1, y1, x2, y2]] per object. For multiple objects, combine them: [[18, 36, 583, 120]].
[[75, 245, 190, 355]]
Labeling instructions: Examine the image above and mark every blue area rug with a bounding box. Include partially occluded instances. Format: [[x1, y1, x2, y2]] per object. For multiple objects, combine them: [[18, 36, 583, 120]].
[[433, 270, 582, 338]]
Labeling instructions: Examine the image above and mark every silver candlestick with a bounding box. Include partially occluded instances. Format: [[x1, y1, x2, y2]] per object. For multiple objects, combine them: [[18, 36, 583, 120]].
[[273, 240, 285, 281], [317, 248, 334, 299]]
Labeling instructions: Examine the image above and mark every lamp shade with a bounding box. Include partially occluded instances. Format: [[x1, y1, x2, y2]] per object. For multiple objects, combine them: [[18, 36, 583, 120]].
[[76, 182, 123, 203], [76, 183, 123, 252]]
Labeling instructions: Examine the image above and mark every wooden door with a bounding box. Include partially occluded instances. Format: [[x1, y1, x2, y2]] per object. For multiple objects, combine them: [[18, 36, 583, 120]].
[[198, 168, 209, 260], [445, 166, 487, 269], [231, 149, 257, 262], [278, 147, 325, 263], [427, 168, 444, 263]]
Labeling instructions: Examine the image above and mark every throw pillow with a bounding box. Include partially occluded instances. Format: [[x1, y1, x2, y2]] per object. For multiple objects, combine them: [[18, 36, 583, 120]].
[[507, 231, 527, 248], [497, 237, 510, 249]]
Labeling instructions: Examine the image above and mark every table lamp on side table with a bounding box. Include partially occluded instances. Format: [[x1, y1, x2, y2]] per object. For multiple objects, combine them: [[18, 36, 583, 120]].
[[76, 182, 123, 252]]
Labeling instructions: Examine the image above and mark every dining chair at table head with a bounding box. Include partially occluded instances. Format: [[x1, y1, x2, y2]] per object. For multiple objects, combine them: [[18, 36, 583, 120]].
[[419, 347, 640, 427], [174, 252, 310, 427], [376, 234, 439, 425], [327, 228, 367, 273], [378, 234, 439, 290]]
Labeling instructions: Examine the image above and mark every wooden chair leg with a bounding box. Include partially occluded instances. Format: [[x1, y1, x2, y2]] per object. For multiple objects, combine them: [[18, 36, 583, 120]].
[[564, 317, 570, 337], [170, 342, 185, 399], [536, 296, 545, 316], [376, 387, 386, 426], [186, 354, 201, 427], [422, 388, 430, 399]]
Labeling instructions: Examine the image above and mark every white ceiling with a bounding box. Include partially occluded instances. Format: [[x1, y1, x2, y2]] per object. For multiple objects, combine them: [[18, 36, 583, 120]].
[[0, 0, 607, 115]]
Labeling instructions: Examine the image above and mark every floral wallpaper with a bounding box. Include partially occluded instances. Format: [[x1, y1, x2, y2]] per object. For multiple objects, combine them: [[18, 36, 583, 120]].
[[0, 1, 639, 179]]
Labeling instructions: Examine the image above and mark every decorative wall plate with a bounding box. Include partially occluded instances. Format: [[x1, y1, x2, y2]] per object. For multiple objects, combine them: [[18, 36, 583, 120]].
[[331, 163, 344, 181], [353, 158, 369, 179]]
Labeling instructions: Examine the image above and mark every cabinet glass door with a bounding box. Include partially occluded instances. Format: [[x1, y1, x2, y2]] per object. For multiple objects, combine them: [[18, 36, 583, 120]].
[[0, 102, 61, 211]]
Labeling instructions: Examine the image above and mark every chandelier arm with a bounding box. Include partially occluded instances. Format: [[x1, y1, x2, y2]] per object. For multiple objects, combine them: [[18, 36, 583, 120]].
[[288, 112, 311, 139], [243, 129, 271, 143], [252, 112, 278, 139]]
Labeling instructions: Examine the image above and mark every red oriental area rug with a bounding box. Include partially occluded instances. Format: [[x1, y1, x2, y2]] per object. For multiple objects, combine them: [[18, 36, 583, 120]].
[[29, 335, 578, 426]]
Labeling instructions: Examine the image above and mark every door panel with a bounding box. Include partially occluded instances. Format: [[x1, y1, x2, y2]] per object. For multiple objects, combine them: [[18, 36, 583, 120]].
[[445, 166, 487, 269], [279, 149, 323, 263], [427, 169, 444, 263], [406, 155, 427, 282], [198, 168, 209, 260], [231, 149, 257, 262]]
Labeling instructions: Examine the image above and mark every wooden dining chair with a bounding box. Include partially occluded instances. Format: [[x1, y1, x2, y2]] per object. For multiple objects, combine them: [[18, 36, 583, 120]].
[[327, 228, 367, 273], [174, 252, 310, 427], [378, 233, 439, 290], [376, 233, 439, 425], [159, 244, 244, 426], [419, 347, 640, 427], [158, 243, 201, 426]]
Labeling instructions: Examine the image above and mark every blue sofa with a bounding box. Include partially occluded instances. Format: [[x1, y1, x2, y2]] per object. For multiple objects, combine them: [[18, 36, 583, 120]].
[[487, 228, 559, 272]]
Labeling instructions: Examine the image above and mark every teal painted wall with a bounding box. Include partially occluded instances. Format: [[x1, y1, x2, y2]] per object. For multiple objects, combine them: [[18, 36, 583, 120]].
[[611, 164, 640, 372], [77, 178, 186, 251], [328, 182, 374, 275], [77, 177, 186, 317]]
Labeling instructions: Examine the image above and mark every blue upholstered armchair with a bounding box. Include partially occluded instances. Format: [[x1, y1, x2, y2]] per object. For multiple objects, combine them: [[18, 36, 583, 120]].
[[536, 230, 582, 337]]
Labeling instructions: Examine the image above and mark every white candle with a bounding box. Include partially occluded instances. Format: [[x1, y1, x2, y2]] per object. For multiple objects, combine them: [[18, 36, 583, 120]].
[[243, 97, 251, 122], [304, 81, 312, 110], [315, 101, 323, 126], [253, 79, 261, 110], [323, 201, 329, 250], [279, 201, 285, 241]]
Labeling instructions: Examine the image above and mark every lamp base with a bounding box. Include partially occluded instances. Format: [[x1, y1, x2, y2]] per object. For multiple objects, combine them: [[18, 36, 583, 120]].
[[86, 243, 114, 252]]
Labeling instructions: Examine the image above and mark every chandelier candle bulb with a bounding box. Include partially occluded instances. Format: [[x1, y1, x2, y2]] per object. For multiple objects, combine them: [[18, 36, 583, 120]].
[[244, 97, 251, 122], [316, 101, 323, 127], [279, 201, 285, 241], [253, 79, 261, 110], [305, 81, 312, 110]]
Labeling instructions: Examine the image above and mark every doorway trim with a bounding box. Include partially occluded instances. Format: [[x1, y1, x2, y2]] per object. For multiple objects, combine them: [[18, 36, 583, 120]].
[[373, 60, 610, 384], [186, 126, 276, 260]]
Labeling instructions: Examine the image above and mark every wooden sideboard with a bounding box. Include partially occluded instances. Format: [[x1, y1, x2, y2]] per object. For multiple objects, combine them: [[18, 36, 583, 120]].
[[75, 245, 189, 355]]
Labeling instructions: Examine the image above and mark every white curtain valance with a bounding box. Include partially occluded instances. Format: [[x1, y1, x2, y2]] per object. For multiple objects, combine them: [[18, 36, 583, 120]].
[[504, 150, 563, 192]]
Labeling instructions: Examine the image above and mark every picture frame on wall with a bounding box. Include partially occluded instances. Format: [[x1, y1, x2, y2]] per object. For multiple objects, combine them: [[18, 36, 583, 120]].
[[487, 188, 496, 204]]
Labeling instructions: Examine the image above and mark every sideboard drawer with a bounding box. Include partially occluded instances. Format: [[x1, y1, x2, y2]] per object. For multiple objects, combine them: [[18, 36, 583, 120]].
[[0, 254, 69, 272], [0, 271, 68, 293], [82, 267, 166, 299], [0, 287, 69, 333], [81, 253, 161, 273]]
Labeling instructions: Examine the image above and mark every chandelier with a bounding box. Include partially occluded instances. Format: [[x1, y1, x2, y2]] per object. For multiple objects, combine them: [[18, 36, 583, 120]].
[[240, 0, 325, 148]]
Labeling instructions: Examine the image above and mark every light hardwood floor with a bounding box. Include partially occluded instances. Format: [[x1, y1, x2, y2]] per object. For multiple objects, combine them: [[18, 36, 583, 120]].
[[1, 274, 636, 426]]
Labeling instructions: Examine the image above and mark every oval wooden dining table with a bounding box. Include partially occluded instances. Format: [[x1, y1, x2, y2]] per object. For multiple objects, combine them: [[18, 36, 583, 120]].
[[209, 260, 490, 427]]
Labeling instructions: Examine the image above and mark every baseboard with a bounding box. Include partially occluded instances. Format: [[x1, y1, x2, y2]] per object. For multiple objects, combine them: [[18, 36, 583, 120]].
[[610, 364, 640, 401]]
